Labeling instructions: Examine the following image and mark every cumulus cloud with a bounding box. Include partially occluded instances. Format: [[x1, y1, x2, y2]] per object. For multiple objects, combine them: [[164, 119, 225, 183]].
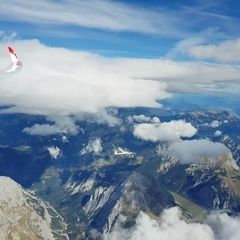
[[214, 130, 222, 137], [23, 115, 79, 136], [81, 138, 103, 155], [167, 139, 230, 164], [104, 207, 214, 240], [207, 212, 240, 240], [210, 120, 221, 128], [47, 146, 61, 159], [133, 120, 197, 142], [23, 123, 61, 136], [104, 207, 240, 240], [186, 38, 240, 62], [76, 109, 122, 127]]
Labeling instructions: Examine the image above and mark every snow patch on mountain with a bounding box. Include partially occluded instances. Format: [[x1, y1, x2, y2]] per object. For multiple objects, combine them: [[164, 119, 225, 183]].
[[81, 138, 103, 155], [113, 147, 135, 157], [47, 146, 61, 159], [66, 177, 95, 194], [84, 186, 114, 217]]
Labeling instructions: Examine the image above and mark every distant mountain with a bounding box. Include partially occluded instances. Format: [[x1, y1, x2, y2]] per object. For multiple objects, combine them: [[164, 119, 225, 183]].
[[0, 146, 51, 188]]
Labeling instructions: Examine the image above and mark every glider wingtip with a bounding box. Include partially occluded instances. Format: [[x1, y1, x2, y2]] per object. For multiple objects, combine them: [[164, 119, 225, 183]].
[[8, 47, 14, 53]]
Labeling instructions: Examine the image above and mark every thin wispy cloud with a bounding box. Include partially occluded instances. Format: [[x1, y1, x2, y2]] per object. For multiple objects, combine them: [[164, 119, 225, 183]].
[[0, 0, 183, 36], [1, 0, 240, 60], [185, 38, 240, 62]]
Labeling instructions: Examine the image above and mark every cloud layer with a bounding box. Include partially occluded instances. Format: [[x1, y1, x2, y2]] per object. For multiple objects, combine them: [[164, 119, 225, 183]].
[[0, 39, 170, 116], [133, 120, 197, 142], [0, 39, 240, 132]]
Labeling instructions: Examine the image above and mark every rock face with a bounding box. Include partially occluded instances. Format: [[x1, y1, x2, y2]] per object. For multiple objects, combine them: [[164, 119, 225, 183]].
[[33, 169, 174, 239], [0, 176, 68, 240], [159, 152, 240, 210], [86, 172, 174, 234]]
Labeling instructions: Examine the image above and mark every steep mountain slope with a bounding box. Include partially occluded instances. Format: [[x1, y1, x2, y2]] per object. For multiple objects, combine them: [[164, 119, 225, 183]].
[[33, 169, 174, 239], [158, 153, 240, 211], [0, 176, 68, 240]]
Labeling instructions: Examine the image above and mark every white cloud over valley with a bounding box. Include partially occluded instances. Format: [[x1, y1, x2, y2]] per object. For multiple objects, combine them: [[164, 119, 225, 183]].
[[23, 115, 79, 136], [105, 207, 240, 240], [167, 139, 231, 164], [133, 120, 197, 142]]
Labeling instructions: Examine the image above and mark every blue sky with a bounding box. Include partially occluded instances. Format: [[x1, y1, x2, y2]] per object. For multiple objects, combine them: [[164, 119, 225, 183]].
[[1, 0, 240, 58]]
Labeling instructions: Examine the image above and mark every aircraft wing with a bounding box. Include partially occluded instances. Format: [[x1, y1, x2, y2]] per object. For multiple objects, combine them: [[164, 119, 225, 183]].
[[5, 47, 23, 73]]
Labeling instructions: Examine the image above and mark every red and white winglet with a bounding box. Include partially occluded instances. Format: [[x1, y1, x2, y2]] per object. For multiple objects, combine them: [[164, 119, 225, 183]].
[[6, 47, 23, 73]]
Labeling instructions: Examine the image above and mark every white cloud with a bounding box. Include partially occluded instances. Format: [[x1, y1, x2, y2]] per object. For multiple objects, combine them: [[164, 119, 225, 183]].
[[104, 207, 214, 240], [214, 130, 222, 137], [76, 109, 122, 127], [133, 120, 197, 142], [0, 0, 181, 36], [168, 36, 207, 58], [47, 146, 61, 159], [210, 120, 221, 128], [62, 136, 69, 143], [0, 31, 17, 43], [104, 207, 240, 240], [167, 139, 230, 164], [0, 39, 170, 117], [23, 115, 79, 136], [127, 114, 160, 124], [81, 138, 103, 155], [186, 38, 240, 62], [23, 123, 62, 136], [202, 120, 221, 128], [207, 212, 240, 240], [0, 39, 240, 132]]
